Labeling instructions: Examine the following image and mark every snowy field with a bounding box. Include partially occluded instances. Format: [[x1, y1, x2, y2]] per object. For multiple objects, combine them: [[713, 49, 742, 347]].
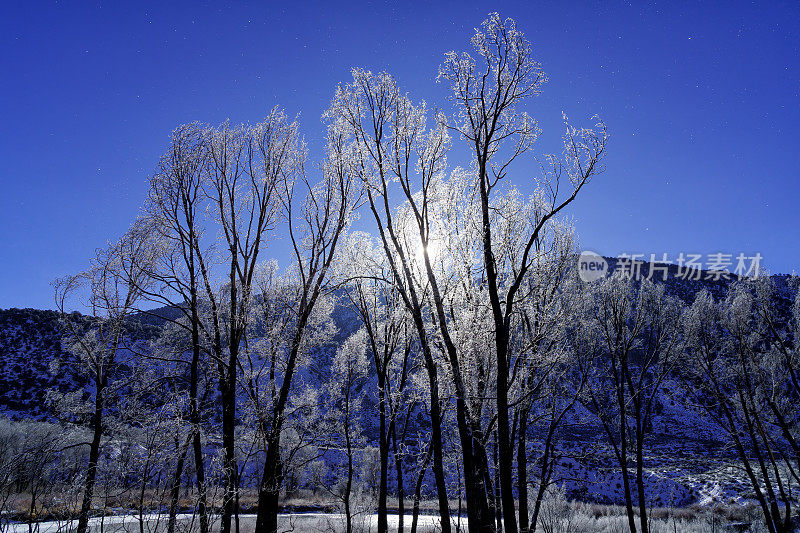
[[3, 510, 762, 533], [3, 513, 453, 533]]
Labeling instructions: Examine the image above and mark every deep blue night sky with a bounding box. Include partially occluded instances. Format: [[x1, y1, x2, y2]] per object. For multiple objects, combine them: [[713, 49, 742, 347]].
[[1, 1, 798, 310]]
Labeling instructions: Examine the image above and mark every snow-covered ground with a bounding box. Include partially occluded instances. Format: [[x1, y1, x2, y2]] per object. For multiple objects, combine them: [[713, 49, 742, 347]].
[[4, 512, 452, 533]]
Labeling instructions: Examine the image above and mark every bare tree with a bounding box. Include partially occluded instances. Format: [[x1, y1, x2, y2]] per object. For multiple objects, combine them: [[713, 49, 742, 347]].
[[327, 13, 607, 532], [0, 419, 67, 533], [320, 328, 371, 533], [325, 67, 461, 533], [682, 278, 800, 533], [252, 119, 361, 533], [438, 13, 607, 533], [577, 275, 682, 533], [508, 222, 586, 532], [195, 109, 297, 533], [340, 230, 419, 533], [53, 220, 158, 533], [748, 276, 800, 482], [144, 121, 212, 533]]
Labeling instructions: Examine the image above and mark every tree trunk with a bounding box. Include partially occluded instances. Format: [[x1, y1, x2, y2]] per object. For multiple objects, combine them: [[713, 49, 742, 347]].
[[494, 338, 517, 533], [255, 308, 317, 533], [415, 328, 451, 533], [455, 403, 495, 533], [530, 478, 547, 533], [410, 443, 433, 533], [620, 417, 637, 533], [76, 380, 104, 533], [635, 426, 649, 533], [393, 426, 405, 533], [344, 397, 355, 533], [345, 430, 354, 533], [397, 455, 405, 533], [416, 272, 493, 533], [529, 417, 556, 532], [478, 160, 517, 533], [192, 424, 209, 533], [220, 366, 237, 533], [420, 241, 495, 532], [167, 434, 191, 533], [517, 411, 528, 533], [189, 313, 209, 533], [492, 435, 503, 532], [255, 434, 282, 533], [378, 382, 389, 533]]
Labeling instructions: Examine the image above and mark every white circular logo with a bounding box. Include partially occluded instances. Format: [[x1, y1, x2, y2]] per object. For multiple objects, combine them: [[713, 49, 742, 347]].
[[578, 251, 608, 282]]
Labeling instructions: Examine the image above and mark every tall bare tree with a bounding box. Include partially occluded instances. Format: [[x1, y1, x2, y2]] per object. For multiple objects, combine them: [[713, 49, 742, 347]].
[[253, 120, 361, 533], [144, 122, 212, 533], [438, 14, 607, 533], [578, 275, 682, 533], [325, 68, 460, 532], [341, 231, 419, 533], [53, 220, 158, 533], [507, 221, 585, 533], [197, 109, 297, 533]]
